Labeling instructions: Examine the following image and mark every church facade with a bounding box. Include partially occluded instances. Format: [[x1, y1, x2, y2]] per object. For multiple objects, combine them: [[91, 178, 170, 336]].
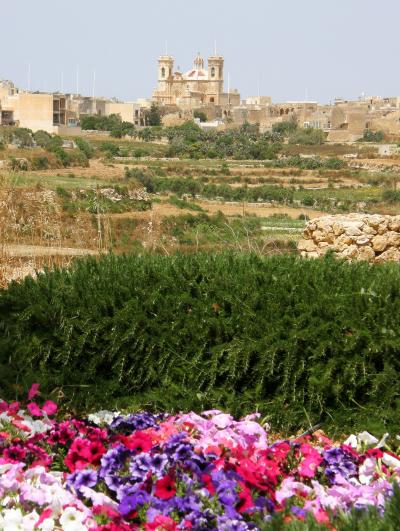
[[152, 53, 225, 107]]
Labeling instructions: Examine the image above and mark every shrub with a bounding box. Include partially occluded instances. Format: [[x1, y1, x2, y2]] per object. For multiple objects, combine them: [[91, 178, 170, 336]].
[[53, 147, 70, 167], [12, 128, 34, 147], [31, 156, 49, 170], [99, 141, 119, 157], [9, 157, 28, 171], [272, 121, 298, 136], [362, 129, 385, 142], [382, 190, 400, 203], [75, 138, 94, 159], [33, 130, 52, 149], [289, 128, 326, 145], [2, 253, 400, 434], [193, 111, 208, 122]]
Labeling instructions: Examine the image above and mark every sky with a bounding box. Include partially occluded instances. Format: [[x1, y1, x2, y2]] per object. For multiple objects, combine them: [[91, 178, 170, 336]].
[[1, 0, 399, 104]]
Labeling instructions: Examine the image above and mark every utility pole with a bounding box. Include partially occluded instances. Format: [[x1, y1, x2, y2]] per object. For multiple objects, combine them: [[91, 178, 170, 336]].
[[76, 65, 79, 95]]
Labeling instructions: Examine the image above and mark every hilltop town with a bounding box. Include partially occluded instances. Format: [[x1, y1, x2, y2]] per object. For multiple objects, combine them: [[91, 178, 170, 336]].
[[1, 52, 400, 141]]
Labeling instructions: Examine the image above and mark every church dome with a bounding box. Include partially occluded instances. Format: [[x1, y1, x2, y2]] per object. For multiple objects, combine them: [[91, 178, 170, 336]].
[[184, 69, 208, 80]]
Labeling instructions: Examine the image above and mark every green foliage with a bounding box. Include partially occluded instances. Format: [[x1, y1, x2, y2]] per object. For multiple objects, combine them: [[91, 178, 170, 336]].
[[124, 168, 294, 204], [382, 189, 400, 203], [58, 186, 151, 214], [9, 157, 28, 171], [138, 128, 156, 142], [146, 103, 162, 126], [265, 156, 345, 171], [289, 128, 326, 145], [168, 195, 204, 211], [31, 156, 49, 170], [52, 147, 70, 167], [12, 128, 34, 147], [99, 141, 120, 157], [272, 121, 298, 136], [193, 111, 208, 123], [164, 123, 282, 160], [33, 130, 52, 148], [362, 129, 385, 142], [45, 135, 63, 152], [75, 138, 94, 159], [2, 253, 400, 434]]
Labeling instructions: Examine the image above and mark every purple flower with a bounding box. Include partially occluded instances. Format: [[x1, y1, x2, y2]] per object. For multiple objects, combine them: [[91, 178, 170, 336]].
[[119, 490, 151, 516], [216, 516, 251, 530], [323, 447, 357, 483], [67, 469, 98, 495], [216, 479, 238, 506], [110, 413, 160, 434], [291, 506, 307, 519], [99, 445, 130, 478]]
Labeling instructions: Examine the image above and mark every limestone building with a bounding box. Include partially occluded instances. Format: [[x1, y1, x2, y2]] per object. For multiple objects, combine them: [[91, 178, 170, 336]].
[[153, 53, 228, 107]]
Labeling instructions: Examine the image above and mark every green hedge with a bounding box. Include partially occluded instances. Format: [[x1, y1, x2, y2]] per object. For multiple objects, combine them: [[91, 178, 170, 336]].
[[1, 253, 400, 434]]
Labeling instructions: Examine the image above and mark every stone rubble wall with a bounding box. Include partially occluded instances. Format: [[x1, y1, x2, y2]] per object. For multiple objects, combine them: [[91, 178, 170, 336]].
[[298, 214, 400, 262]]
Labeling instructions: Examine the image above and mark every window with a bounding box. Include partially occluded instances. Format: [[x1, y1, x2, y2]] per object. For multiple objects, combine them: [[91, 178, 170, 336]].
[[161, 67, 166, 78], [210, 97, 215, 103], [211, 67, 216, 78]]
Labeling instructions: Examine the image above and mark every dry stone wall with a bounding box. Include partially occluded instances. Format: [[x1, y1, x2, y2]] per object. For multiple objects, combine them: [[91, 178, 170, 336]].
[[298, 214, 400, 263]]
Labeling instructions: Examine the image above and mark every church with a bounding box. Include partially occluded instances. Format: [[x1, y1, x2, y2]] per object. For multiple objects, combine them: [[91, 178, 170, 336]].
[[152, 53, 227, 107]]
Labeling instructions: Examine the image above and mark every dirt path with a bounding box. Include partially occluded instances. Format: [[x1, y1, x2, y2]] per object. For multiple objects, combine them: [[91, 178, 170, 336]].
[[1, 244, 97, 257]]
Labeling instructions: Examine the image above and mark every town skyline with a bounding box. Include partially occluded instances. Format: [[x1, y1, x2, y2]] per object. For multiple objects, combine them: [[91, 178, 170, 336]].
[[2, 0, 400, 104]]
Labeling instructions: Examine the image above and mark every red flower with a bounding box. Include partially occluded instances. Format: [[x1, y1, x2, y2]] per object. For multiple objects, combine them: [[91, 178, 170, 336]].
[[27, 402, 43, 417], [201, 473, 216, 495], [35, 508, 53, 528], [121, 432, 153, 453], [155, 475, 177, 500], [236, 483, 254, 514], [365, 448, 384, 460], [64, 437, 106, 471], [145, 515, 178, 530], [42, 401, 58, 416]]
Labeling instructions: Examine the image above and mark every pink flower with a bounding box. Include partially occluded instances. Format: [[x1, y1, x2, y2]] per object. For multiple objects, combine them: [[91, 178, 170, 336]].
[[27, 402, 43, 417], [28, 383, 40, 400], [42, 401, 58, 416]]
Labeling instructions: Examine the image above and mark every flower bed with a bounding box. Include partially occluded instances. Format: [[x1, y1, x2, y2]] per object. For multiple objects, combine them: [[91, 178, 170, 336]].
[[0, 386, 400, 530]]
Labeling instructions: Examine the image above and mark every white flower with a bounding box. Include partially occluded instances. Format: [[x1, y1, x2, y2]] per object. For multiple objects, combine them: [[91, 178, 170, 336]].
[[22, 510, 39, 530], [357, 431, 378, 446], [382, 452, 400, 469], [1, 508, 24, 530], [376, 432, 389, 448], [343, 434, 358, 448], [359, 457, 376, 485], [88, 410, 119, 425], [39, 518, 55, 531], [59, 507, 86, 531]]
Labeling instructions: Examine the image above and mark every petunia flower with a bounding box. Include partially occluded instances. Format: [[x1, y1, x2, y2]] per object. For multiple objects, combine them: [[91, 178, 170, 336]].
[[42, 401, 58, 416], [28, 383, 40, 400], [27, 402, 43, 417]]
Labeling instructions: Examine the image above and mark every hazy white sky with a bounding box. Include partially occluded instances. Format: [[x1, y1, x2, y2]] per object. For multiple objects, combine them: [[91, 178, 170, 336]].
[[1, 0, 399, 103]]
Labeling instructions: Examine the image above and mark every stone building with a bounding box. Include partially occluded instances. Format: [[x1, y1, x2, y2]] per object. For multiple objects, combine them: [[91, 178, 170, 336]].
[[153, 53, 238, 107]]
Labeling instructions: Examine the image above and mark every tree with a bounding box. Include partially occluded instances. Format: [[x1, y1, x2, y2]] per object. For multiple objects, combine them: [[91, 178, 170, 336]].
[[147, 104, 161, 126], [194, 110, 207, 122], [362, 129, 385, 142], [272, 120, 298, 136], [75, 138, 94, 159]]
